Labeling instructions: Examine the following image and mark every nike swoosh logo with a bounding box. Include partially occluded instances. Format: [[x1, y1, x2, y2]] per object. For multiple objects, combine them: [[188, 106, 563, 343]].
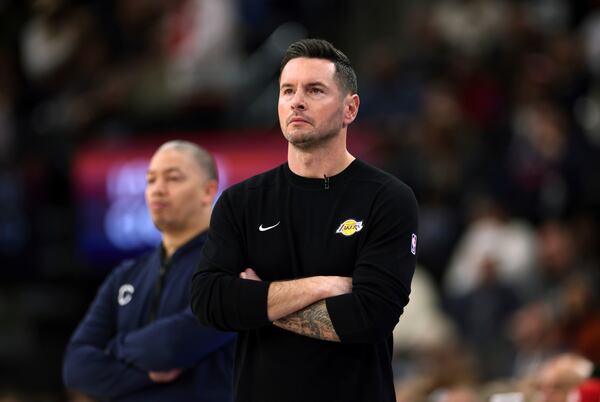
[[259, 222, 280, 232]]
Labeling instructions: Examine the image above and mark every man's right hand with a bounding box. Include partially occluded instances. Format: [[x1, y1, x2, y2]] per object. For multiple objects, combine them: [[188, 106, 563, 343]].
[[148, 368, 182, 383], [240, 268, 352, 297]]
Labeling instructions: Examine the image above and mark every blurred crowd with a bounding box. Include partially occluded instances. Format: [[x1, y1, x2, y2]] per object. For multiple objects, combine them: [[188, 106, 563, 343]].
[[1, 0, 600, 401]]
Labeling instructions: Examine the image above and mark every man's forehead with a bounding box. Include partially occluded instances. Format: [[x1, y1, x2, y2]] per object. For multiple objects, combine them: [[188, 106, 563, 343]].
[[148, 149, 190, 170], [280, 57, 336, 82]]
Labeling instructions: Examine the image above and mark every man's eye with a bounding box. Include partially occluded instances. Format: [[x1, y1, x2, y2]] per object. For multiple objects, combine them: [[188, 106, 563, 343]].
[[309, 87, 323, 94], [147, 177, 155, 184]]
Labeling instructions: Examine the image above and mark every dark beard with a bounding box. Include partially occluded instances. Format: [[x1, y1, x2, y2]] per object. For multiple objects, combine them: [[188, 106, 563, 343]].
[[285, 128, 339, 150]]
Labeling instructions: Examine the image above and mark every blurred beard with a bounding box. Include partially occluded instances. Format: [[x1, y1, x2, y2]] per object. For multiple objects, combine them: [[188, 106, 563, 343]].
[[151, 215, 181, 234]]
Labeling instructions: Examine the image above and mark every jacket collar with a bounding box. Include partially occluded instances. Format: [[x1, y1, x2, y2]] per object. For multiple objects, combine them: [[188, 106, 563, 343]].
[[159, 230, 208, 265]]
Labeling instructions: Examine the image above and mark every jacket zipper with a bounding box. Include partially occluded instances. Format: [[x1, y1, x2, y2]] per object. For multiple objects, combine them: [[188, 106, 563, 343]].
[[148, 260, 170, 323]]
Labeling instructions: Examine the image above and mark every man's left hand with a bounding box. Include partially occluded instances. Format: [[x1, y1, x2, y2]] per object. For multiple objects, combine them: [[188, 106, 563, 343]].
[[240, 268, 261, 281]]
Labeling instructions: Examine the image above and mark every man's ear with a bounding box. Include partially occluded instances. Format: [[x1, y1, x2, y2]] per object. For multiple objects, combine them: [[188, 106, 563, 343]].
[[203, 179, 219, 206], [343, 94, 360, 127]]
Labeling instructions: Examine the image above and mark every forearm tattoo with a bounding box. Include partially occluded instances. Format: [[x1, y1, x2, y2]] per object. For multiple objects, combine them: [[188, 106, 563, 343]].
[[273, 300, 340, 342]]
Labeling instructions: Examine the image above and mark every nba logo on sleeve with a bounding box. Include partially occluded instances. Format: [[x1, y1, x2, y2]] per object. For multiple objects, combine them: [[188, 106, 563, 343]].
[[411, 234, 417, 255]]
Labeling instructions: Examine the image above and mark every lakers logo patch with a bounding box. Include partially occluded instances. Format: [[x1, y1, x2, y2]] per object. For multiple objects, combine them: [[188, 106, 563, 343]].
[[336, 219, 363, 237]]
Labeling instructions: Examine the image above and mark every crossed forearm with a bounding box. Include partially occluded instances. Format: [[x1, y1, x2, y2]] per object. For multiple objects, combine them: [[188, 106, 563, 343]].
[[239, 268, 351, 341], [273, 300, 340, 342]]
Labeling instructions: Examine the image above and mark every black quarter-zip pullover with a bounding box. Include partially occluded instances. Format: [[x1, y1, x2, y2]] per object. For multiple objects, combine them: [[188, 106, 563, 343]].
[[191, 159, 419, 402]]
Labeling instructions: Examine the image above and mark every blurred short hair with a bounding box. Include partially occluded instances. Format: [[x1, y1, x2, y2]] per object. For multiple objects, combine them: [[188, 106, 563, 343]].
[[157, 140, 218, 181]]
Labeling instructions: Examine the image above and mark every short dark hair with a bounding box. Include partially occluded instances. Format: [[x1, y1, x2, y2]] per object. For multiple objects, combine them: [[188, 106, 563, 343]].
[[280, 39, 358, 95]]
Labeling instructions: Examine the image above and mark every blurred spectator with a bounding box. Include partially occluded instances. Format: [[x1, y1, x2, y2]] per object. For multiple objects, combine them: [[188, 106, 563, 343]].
[[442, 195, 538, 379], [435, 385, 482, 402], [505, 100, 589, 221], [394, 340, 479, 402], [543, 33, 589, 110], [444, 195, 538, 299], [20, 0, 92, 84], [556, 273, 600, 365], [357, 40, 423, 128], [393, 266, 457, 355], [452, 53, 508, 133], [393, 266, 458, 384], [384, 80, 481, 282], [19, 0, 122, 136], [510, 218, 600, 376], [161, 0, 240, 100], [19, 0, 242, 138], [430, 0, 509, 58], [531, 353, 592, 402], [510, 300, 564, 378]]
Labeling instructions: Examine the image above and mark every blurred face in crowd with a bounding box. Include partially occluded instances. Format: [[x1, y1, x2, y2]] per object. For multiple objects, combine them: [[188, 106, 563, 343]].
[[278, 57, 358, 150], [536, 221, 576, 277], [145, 147, 211, 234], [534, 359, 583, 402]]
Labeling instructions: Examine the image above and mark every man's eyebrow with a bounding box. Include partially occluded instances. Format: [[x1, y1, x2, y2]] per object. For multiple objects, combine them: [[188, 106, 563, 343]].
[[305, 81, 327, 87], [280, 81, 328, 89], [164, 167, 183, 174], [146, 167, 184, 175]]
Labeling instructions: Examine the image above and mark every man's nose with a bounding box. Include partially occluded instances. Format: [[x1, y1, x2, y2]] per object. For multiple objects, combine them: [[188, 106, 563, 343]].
[[291, 91, 306, 110], [150, 178, 166, 194]]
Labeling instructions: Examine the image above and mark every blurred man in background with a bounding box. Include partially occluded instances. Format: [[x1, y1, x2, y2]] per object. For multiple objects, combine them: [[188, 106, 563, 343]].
[[63, 140, 235, 401]]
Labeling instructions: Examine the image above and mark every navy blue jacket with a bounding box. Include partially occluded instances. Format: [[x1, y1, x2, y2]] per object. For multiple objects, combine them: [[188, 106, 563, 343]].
[[63, 232, 235, 402]]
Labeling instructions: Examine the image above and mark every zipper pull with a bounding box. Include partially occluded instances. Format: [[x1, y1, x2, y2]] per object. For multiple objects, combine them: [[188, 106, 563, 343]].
[[324, 174, 330, 190]]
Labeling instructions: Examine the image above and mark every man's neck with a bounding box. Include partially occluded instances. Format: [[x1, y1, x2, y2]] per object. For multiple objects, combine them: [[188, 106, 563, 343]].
[[287, 137, 355, 178], [161, 216, 209, 258], [161, 230, 201, 259]]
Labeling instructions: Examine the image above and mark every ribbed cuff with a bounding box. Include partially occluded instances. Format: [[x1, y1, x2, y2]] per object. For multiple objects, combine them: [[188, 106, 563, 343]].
[[237, 279, 271, 328], [326, 293, 358, 342]]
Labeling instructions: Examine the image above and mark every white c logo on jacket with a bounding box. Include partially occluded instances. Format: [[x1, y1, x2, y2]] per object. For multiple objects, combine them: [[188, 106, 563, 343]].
[[118, 284, 135, 306]]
